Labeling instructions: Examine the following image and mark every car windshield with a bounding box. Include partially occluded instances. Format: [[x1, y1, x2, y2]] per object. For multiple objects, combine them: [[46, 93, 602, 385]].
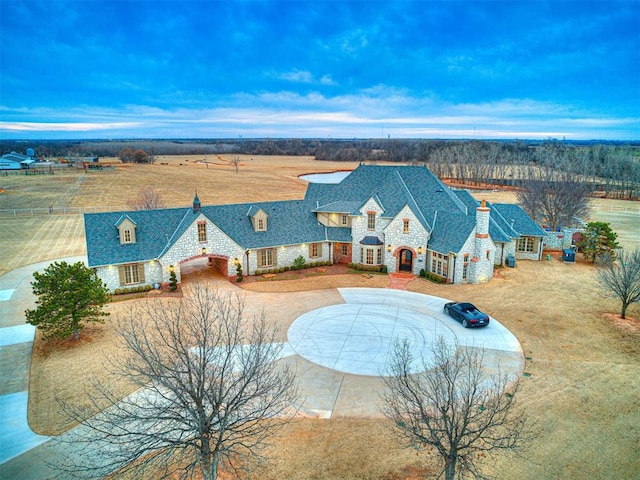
[[459, 303, 476, 311]]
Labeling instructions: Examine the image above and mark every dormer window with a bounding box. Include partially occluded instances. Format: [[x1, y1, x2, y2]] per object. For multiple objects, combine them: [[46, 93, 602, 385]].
[[249, 208, 268, 232], [116, 215, 137, 244]]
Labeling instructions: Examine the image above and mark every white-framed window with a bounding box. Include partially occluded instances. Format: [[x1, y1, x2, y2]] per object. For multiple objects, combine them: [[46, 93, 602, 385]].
[[258, 248, 277, 268], [517, 237, 535, 253], [258, 218, 265, 231], [367, 212, 376, 230], [403, 219, 410, 234], [123, 229, 132, 243], [309, 243, 322, 258], [341, 214, 348, 226], [360, 246, 382, 265], [119, 263, 145, 285], [366, 249, 374, 265], [430, 252, 448, 277], [197, 222, 207, 242], [341, 244, 348, 256]]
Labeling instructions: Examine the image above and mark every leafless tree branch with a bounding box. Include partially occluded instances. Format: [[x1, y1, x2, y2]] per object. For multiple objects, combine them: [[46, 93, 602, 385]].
[[54, 285, 299, 480]]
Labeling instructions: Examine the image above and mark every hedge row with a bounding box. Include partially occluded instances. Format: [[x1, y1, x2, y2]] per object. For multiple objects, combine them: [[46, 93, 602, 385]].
[[113, 285, 154, 295], [255, 260, 332, 276], [347, 263, 388, 273]]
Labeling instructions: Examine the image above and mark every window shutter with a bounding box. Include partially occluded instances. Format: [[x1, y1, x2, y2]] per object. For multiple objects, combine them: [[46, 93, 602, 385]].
[[273, 248, 278, 265], [138, 263, 145, 283], [118, 266, 125, 285], [319, 243, 323, 257]]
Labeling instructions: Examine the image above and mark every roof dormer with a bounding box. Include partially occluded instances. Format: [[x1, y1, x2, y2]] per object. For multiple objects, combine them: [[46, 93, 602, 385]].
[[115, 215, 137, 244], [248, 207, 268, 232]]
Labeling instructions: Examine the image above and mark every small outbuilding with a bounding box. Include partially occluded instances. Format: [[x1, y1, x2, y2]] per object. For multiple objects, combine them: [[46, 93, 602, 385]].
[[562, 249, 576, 263]]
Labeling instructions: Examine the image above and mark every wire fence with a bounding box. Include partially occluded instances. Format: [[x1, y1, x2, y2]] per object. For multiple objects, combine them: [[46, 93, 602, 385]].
[[0, 206, 115, 216], [0, 205, 192, 217]]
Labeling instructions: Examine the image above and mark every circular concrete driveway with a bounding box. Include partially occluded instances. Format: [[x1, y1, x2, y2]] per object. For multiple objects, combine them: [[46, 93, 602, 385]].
[[287, 288, 524, 378]]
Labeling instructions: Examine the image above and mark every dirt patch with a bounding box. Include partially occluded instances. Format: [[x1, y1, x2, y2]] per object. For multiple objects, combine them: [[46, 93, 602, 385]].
[[602, 313, 639, 334]]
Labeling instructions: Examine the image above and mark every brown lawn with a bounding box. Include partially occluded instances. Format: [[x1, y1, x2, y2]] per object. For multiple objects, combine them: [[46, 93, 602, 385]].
[[10, 156, 640, 479]]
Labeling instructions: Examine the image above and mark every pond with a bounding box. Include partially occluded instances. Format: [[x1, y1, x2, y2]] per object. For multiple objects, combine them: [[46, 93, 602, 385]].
[[299, 170, 351, 184]]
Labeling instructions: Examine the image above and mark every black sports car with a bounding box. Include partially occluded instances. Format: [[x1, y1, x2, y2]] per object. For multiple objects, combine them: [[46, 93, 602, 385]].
[[443, 302, 490, 328]]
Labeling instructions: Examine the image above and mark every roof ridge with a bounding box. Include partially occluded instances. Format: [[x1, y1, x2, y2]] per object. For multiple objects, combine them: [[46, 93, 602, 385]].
[[157, 208, 193, 258], [394, 169, 432, 231]]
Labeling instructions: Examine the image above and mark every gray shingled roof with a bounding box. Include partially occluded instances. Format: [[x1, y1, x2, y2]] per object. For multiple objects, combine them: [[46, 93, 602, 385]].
[[493, 204, 547, 237], [85, 208, 194, 267], [85, 165, 543, 268]]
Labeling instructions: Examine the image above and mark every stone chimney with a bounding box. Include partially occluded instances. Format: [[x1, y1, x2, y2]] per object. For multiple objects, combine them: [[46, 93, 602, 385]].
[[475, 199, 490, 238], [470, 199, 493, 283], [193, 192, 201, 213]]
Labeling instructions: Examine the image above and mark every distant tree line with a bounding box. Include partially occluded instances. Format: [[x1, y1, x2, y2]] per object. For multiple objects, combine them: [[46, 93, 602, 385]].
[[2, 138, 638, 199]]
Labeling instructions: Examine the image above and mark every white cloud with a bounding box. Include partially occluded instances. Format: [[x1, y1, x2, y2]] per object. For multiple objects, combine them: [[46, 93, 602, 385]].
[[1, 92, 637, 140]]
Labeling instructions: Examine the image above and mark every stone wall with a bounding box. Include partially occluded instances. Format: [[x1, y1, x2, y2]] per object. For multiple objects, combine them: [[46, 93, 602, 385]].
[[249, 242, 330, 273], [543, 228, 583, 251], [383, 205, 430, 275], [351, 197, 389, 264], [160, 214, 244, 283]]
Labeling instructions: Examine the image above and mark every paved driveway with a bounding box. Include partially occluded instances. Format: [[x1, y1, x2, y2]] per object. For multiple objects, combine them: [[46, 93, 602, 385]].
[[0, 263, 524, 477]]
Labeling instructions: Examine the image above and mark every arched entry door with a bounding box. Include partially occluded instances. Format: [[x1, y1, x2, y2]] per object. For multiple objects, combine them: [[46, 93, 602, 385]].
[[399, 249, 413, 272]]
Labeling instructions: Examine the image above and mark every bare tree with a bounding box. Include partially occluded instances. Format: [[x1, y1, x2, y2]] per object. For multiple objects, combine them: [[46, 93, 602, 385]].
[[56, 285, 299, 480], [229, 156, 241, 173], [596, 249, 640, 319], [381, 336, 532, 480], [126, 186, 167, 210], [516, 162, 591, 231]]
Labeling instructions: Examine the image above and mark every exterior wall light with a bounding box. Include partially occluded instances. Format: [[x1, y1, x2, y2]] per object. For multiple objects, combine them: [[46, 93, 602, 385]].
[[418, 247, 424, 255], [387, 244, 392, 252], [169, 265, 175, 273], [201, 247, 207, 255]]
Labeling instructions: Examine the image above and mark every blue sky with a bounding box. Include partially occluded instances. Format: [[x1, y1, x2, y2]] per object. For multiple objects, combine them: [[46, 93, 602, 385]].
[[1, 1, 638, 140]]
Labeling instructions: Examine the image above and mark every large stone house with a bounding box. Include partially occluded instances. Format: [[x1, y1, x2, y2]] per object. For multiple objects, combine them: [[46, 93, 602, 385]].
[[84, 164, 546, 291]]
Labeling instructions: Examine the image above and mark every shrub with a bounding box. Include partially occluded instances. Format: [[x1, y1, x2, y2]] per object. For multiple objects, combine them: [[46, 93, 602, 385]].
[[424, 272, 446, 283], [381, 265, 388, 273], [144, 285, 152, 292], [122, 287, 131, 294], [114, 288, 122, 295], [284, 266, 290, 272], [420, 269, 426, 278], [255, 269, 262, 276], [293, 255, 306, 270], [236, 261, 243, 282]]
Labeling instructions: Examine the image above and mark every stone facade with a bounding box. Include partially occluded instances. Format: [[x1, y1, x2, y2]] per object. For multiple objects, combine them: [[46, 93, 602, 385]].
[[383, 205, 430, 275], [543, 227, 583, 251], [160, 214, 244, 284], [248, 242, 330, 274]]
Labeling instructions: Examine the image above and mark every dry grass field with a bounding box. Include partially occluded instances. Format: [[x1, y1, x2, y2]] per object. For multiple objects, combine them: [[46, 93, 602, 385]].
[[2, 156, 639, 479]]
